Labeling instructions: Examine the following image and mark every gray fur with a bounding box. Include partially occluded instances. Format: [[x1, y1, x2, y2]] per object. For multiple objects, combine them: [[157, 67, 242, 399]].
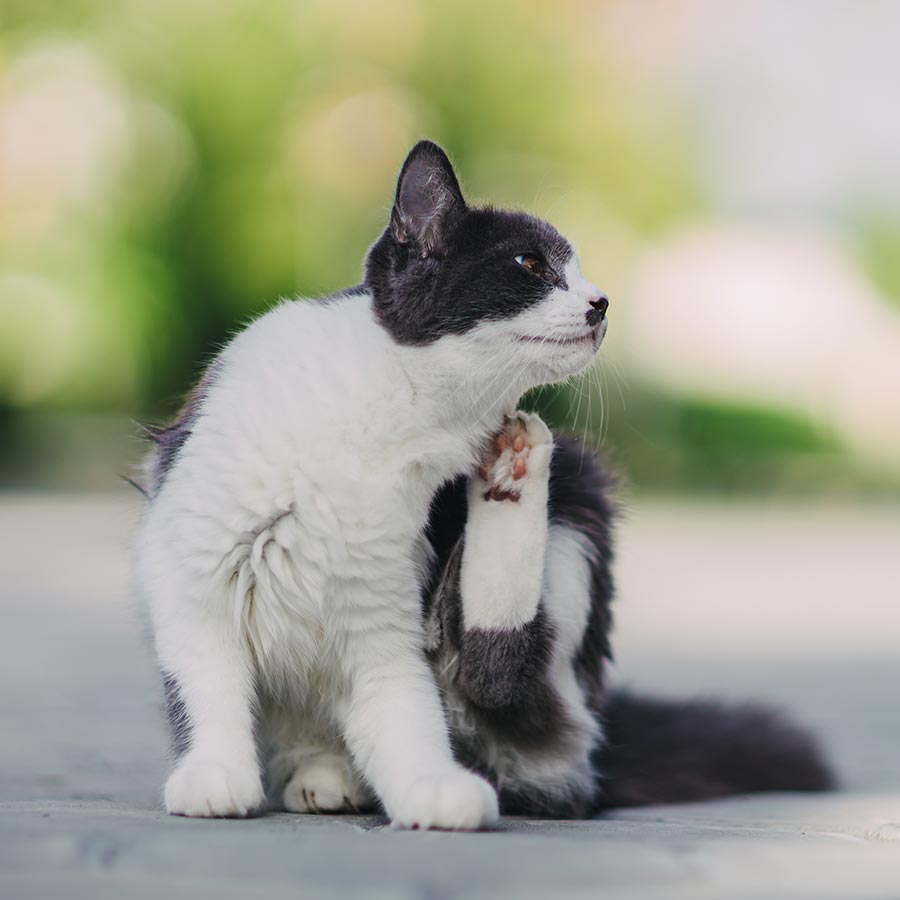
[[143, 360, 222, 497], [162, 672, 192, 759], [458, 611, 556, 713]]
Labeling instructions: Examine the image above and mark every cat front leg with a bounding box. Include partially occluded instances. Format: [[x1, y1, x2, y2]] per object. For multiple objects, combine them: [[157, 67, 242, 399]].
[[150, 579, 264, 818], [338, 593, 498, 830], [457, 411, 553, 708]]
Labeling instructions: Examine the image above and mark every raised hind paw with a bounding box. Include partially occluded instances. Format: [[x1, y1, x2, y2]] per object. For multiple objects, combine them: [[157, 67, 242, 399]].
[[283, 753, 374, 814], [164, 757, 264, 818], [477, 411, 552, 502], [391, 769, 499, 831]]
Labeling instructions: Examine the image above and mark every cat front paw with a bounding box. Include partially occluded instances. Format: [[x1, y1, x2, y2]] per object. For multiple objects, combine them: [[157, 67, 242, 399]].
[[283, 754, 374, 814], [164, 757, 264, 818], [477, 411, 552, 501], [391, 769, 499, 831]]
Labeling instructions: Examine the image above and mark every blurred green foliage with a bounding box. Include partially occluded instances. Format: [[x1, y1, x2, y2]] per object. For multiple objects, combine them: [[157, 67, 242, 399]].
[[0, 0, 889, 493], [855, 213, 900, 311], [1, 0, 699, 410]]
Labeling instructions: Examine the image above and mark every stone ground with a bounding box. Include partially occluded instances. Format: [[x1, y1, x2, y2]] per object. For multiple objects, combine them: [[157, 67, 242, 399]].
[[1, 492, 899, 899]]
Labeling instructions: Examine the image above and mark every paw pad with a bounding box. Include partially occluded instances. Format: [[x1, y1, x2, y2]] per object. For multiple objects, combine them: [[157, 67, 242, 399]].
[[478, 411, 552, 501]]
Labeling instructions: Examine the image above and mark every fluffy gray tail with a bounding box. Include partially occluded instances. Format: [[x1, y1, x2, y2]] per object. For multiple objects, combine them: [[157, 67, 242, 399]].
[[593, 690, 836, 810]]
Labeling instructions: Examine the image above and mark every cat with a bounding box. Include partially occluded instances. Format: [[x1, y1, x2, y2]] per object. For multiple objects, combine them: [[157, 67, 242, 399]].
[[134, 140, 833, 828]]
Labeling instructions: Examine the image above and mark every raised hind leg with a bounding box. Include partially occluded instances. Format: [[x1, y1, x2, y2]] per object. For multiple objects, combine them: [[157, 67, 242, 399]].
[[451, 414, 612, 816]]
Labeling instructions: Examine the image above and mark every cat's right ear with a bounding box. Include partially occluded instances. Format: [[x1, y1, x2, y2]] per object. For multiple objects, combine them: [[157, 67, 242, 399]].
[[390, 140, 466, 256]]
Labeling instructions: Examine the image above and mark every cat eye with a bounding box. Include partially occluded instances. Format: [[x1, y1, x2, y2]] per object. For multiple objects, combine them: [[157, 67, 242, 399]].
[[514, 254, 545, 277]]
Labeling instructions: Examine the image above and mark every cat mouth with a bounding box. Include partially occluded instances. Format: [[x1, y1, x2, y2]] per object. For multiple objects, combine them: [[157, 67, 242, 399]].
[[515, 329, 599, 348]]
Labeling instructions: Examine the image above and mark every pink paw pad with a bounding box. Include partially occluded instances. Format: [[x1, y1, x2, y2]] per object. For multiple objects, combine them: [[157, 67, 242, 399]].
[[478, 412, 551, 501]]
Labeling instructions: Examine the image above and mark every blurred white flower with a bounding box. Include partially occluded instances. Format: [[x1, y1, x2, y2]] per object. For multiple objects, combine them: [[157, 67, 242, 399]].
[[625, 225, 900, 471], [0, 43, 130, 236]]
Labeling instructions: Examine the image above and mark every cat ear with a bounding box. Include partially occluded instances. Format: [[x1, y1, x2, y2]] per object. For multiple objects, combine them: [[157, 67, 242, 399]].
[[390, 140, 466, 255]]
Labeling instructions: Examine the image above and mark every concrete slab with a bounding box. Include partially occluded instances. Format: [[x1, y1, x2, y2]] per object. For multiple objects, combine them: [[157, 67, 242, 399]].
[[1, 492, 899, 898], [2, 796, 900, 900]]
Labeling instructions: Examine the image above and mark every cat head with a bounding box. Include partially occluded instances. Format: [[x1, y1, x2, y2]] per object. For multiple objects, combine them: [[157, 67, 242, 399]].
[[366, 140, 609, 390]]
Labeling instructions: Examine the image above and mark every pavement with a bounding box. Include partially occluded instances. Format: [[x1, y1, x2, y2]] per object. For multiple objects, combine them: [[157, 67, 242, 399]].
[[1, 491, 899, 899]]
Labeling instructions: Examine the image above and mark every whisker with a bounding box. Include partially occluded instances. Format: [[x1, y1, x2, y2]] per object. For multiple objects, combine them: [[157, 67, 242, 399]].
[[598, 361, 609, 448], [606, 355, 629, 411], [580, 369, 591, 473]]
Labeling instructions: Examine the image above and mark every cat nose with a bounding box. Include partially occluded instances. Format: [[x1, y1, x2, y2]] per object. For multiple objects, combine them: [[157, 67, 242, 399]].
[[585, 295, 609, 327]]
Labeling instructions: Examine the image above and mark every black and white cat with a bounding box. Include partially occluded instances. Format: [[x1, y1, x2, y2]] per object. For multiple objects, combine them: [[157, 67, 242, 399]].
[[135, 140, 832, 828]]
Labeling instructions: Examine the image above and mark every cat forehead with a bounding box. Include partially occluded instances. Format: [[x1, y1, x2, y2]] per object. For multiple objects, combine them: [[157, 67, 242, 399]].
[[456, 208, 573, 263]]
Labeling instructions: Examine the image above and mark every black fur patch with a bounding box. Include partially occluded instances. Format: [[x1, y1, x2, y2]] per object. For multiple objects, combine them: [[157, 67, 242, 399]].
[[459, 616, 554, 711], [593, 690, 836, 809], [162, 671, 192, 759], [458, 607, 564, 734], [367, 140, 573, 345], [499, 781, 594, 820], [422, 473, 469, 606], [456, 621, 572, 752], [422, 543, 574, 753]]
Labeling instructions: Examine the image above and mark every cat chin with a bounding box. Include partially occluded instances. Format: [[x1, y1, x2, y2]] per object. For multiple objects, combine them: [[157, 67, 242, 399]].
[[537, 339, 604, 384], [560, 318, 607, 376], [492, 323, 605, 388]]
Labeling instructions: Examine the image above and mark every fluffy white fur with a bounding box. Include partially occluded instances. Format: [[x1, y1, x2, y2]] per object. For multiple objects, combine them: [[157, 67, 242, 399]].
[[135, 255, 604, 829]]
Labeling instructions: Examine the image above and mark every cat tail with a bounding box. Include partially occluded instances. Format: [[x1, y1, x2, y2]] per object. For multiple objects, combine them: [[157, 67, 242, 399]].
[[592, 689, 836, 810]]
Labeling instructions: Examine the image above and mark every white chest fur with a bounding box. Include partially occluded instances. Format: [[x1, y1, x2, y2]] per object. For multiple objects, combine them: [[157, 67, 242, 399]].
[[139, 295, 502, 698]]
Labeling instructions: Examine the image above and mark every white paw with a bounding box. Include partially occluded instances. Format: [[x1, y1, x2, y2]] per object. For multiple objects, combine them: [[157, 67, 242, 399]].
[[283, 755, 374, 814], [164, 758, 264, 818], [477, 411, 552, 501], [391, 769, 499, 831]]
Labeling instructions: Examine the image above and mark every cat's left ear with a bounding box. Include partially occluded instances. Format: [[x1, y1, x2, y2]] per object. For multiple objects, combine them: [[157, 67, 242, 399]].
[[390, 140, 466, 256]]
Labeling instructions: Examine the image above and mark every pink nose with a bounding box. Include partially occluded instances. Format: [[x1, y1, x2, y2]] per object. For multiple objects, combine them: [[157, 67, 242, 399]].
[[585, 295, 609, 327]]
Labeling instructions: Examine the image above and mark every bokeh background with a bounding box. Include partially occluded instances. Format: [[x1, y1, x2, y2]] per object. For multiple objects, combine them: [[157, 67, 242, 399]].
[[3, 0, 899, 495], [1, 0, 900, 826]]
